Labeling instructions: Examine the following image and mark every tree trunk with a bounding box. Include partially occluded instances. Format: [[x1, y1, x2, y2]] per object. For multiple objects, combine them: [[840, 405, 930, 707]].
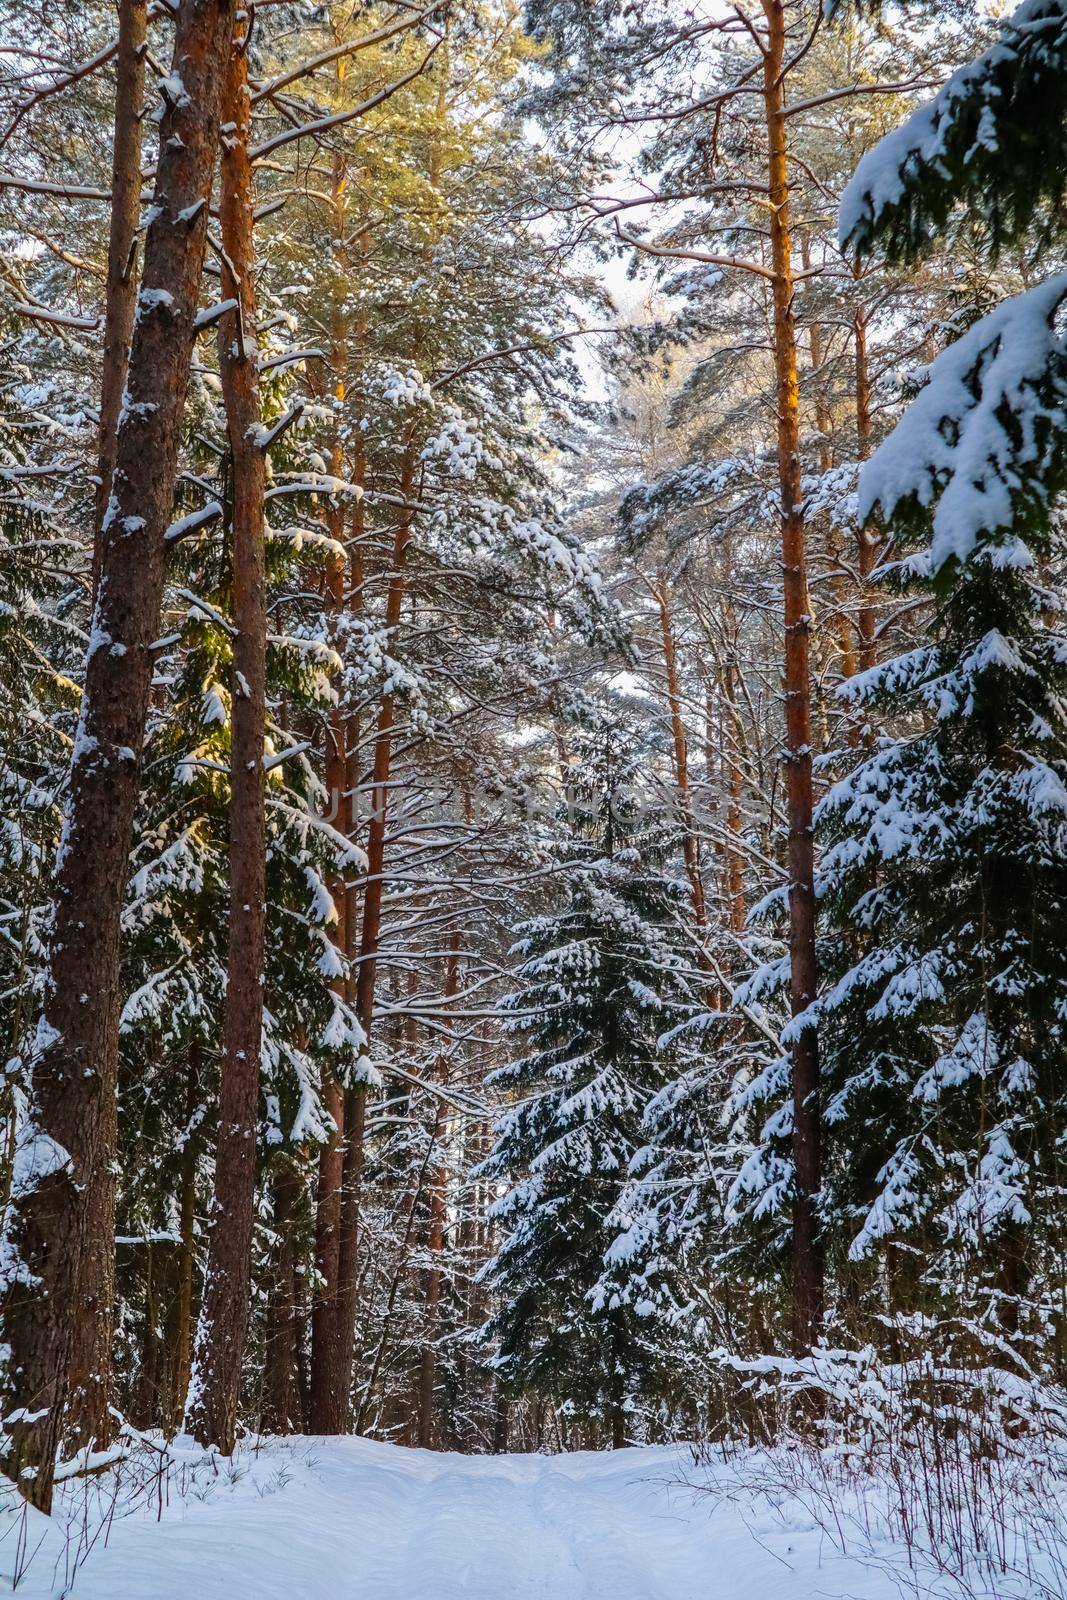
[[54, 30, 163, 1446], [327, 439, 418, 1425], [1, 0, 235, 1512], [308, 117, 354, 1436], [803, 237, 858, 683], [168, 1043, 202, 1436], [761, 0, 823, 1354], [91, 0, 147, 598], [330, 251, 371, 1436], [262, 1158, 302, 1435], [854, 306, 878, 674], [416, 1105, 447, 1450], [28, 0, 143, 1430], [331, 1082, 364, 1428], [309, 1081, 345, 1431], [719, 654, 748, 935], [611, 1396, 626, 1450], [652, 574, 710, 948], [185, 21, 268, 1452], [416, 933, 460, 1449], [492, 1389, 510, 1454]]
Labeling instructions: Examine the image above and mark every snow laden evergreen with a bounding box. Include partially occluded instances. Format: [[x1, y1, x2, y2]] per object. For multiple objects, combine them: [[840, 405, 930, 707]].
[[713, 0, 1067, 1370], [826, 292, 1067, 1336], [734, 203, 1067, 1360], [0, 338, 87, 1221], [478, 708, 701, 1443], [839, 0, 1067, 267]]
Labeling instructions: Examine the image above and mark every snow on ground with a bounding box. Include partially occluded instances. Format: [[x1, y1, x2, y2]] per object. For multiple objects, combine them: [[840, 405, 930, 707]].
[[0, 1435, 1049, 1599]]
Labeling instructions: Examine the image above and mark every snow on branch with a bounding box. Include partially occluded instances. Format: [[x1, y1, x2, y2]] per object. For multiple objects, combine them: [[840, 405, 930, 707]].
[[857, 272, 1067, 573], [840, 0, 1067, 261]]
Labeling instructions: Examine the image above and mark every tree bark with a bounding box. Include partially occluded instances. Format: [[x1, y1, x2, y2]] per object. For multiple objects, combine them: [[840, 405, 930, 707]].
[[717, 648, 748, 935], [652, 574, 709, 939], [308, 114, 354, 1435], [802, 236, 858, 683], [492, 1388, 509, 1454], [854, 306, 878, 674], [330, 247, 371, 1436], [760, 0, 823, 1354], [169, 1048, 202, 1437], [261, 1158, 302, 1435], [309, 1080, 345, 1431], [185, 21, 268, 1452], [1, 0, 235, 1512], [326, 439, 417, 1426], [416, 932, 460, 1449], [33, 0, 146, 1451], [91, 0, 147, 599], [652, 572, 724, 1011]]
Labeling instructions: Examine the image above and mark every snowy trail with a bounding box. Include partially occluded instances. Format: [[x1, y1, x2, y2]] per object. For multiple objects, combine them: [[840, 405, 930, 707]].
[[1, 1436, 954, 1599]]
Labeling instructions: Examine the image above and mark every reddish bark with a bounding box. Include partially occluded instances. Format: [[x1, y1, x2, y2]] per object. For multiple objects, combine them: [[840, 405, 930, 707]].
[[651, 573, 724, 1010], [652, 573, 708, 938], [261, 1158, 303, 1435], [309, 135, 354, 1434], [309, 1079, 345, 1430], [169, 1047, 202, 1435], [718, 656, 748, 935], [331, 257, 372, 1432], [854, 307, 878, 674], [416, 933, 460, 1448], [802, 237, 858, 684], [1, 0, 235, 1511], [185, 22, 268, 1452], [64, 0, 153, 1464], [91, 0, 147, 599], [327, 440, 418, 1429], [308, 573, 350, 1434], [761, 0, 824, 1352]]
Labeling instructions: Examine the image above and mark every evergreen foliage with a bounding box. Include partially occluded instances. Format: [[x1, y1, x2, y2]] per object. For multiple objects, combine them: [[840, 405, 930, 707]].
[[479, 707, 699, 1435]]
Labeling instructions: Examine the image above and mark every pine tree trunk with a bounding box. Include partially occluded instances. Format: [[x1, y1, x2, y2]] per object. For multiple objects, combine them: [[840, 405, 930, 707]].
[[309, 1081, 345, 1431], [803, 239, 858, 683], [306, 543, 351, 1435], [0, 0, 235, 1512], [308, 127, 353, 1436], [91, 0, 147, 598], [760, 0, 823, 1354], [854, 306, 878, 673], [331, 1083, 365, 1427], [169, 1047, 202, 1436], [720, 654, 748, 934], [185, 22, 268, 1452], [492, 1389, 510, 1454], [416, 1108, 447, 1450], [416, 934, 460, 1449], [652, 574, 710, 947], [326, 440, 417, 1426], [262, 1158, 302, 1435], [611, 1395, 626, 1450], [330, 275, 370, 1435]]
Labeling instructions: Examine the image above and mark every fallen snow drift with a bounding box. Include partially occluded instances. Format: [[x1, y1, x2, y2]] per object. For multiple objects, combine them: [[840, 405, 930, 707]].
[[0, 1435, 1055, 1598]]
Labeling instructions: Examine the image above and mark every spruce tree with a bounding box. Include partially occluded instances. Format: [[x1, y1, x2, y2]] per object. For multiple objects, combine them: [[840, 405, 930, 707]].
[[479, 705, 699, 1445], [732, 0, 1067, 1356]]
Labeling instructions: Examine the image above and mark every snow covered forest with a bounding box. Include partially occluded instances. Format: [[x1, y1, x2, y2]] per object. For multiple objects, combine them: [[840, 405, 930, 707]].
[[2, 0, 1067, 1593]]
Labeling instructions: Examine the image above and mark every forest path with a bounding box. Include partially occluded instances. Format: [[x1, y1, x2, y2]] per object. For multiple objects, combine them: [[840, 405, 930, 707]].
[[5, 1435, 925, 1598]]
